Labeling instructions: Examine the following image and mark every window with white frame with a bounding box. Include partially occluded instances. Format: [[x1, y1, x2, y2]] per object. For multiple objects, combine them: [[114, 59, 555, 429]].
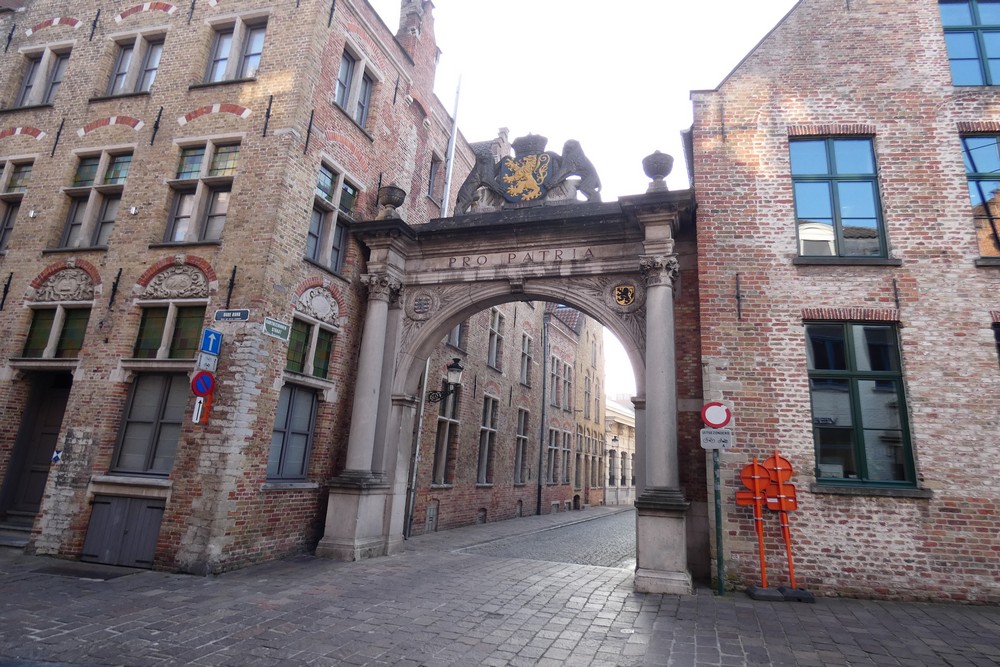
[[0, 160, 31, 252], [547, 428, 559, 484], [15, 47, 70, 107], [106, 33, 164, 96], [306, 162, 357, 273], [594, 381, 600, 424], [432, 383, 459, 485], [487, 308, 504, 370], [21, 304, 91, 358], [520, 334, 532, 386], [286, 316, 336, 379], [591, 336, 597, 367], [445, 321, 466, 350], [205, 16, 267, 83], [132, 302, 206, 359], [60, 151, 131, 248], [267, 383, 317, 480], [562, 431, 571, 484], [514, 409, 528, 484], [165, 141, 239, 242], [334, 46, 377, 128], [583, 375, 592, 419], [112, 373, 187, 475], [477, 396, 498, 484], [549, 356, 560, 405], [563, 364, 573, 411]]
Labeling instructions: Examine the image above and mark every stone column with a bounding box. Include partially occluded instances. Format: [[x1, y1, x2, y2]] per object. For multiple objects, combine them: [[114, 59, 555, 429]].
[[634, 254, 692, 594], [343, 273, 401, 473]]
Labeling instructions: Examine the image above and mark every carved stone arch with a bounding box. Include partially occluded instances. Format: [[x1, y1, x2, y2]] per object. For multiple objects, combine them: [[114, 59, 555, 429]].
[[138, 263, 210, 299], [29, 267, 97, 303], [292, 279, 345, 328]]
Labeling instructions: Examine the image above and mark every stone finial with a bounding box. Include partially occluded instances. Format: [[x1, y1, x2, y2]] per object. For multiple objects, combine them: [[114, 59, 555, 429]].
[[375, 185, 406, 220], [642, 150, 674, 193]]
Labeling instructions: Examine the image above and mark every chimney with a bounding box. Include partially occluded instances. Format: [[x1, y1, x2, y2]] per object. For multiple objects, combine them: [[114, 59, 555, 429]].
[[397, 0, 439, 92]]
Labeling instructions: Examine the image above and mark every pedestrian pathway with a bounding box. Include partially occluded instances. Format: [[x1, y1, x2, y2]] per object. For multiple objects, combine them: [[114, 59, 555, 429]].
[[0, 505, 997, 666]]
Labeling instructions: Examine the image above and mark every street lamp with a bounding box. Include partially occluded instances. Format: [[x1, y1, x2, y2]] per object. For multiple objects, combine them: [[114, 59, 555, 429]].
[[427, 358, 464, 403]]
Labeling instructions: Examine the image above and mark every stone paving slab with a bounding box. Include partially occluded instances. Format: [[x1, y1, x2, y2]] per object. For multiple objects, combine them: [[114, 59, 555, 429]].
[[0, 506, 997, 666]]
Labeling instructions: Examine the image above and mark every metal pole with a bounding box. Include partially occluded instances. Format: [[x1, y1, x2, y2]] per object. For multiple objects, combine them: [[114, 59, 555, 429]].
[[403, 358, 431, 538], [713, 449, 725, 595], [440, 76, 461, 217]]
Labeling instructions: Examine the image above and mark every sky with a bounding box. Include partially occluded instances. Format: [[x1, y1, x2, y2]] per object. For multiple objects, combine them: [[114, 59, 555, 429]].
[[367, 0, 801, 395]]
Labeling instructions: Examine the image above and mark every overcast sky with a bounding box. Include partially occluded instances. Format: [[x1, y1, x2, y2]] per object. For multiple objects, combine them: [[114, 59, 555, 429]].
[[367, 0, 800, 395]]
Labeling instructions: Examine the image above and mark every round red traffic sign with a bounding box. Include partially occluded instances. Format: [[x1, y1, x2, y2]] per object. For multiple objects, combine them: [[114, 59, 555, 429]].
[[191, 370, 216, 397], [700, 402, 732, 428]]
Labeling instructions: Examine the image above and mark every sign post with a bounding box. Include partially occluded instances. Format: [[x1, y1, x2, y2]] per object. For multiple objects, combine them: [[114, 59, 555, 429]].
[[701, 401, 734, 596]]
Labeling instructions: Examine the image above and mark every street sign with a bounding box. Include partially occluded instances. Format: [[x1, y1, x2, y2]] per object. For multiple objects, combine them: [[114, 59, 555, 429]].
[[701, 402, 733, 429], [700, 427, 734, 450], [215, 309, 250, 322], [193, 396, 205, 423], [200, 328, 223, 356], [191, 370, 216, 397], [197, 352, 218, 373], [263, 317, 291, 341]]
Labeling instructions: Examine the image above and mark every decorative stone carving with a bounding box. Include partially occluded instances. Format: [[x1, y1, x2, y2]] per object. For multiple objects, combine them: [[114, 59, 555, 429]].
[[361, 273, 402, 303], [605, 280, 646, 313], [143, 265, 209, 299], [639, 255, 680, 288], [34, 268, 94, 302], [406, 289, 438, 320], [375, 185, 406, 220], [297, 287, 340, 325]]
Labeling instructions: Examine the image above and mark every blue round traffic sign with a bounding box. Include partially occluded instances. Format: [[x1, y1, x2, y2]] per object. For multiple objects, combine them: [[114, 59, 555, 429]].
[[191, 371, 216, 397]]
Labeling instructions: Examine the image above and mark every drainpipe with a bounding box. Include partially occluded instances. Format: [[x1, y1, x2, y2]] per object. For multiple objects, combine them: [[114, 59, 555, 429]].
[[536, 312, 550, 514], [403, 358, 431, 538]]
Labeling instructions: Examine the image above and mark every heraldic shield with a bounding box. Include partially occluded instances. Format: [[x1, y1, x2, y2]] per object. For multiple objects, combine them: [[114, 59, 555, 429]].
[[499, 153, 555, 202]]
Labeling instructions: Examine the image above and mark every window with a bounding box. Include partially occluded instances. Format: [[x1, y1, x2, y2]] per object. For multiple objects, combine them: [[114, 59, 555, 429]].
[[550, 357, 560, 406], [60, 152, 131, 248], [267, 384, 317, 480], [621, 450, 628, 487], [591, 337, 597, 367], [609, 450, 617, 486], [22, 305, 90, 358], [563, 364, 573, 411], [520, 334, 532, 385], [940, 0, 1000, 85], [487, 308, 503, 370], [445, 321, 465, 350], [286, 317, 335, 379], [432, 382, 459, 485], [790, 138, 885, 258], [805, 322, 914, 484], [562, 431, 571, 484], [547, 428, 559, 484], [112, 373, 186, 475], [514, 409, 528, 484], [0, 160, 31, 252], [306, 163, 357, 272], [107, 34, 163, 95], [594, 382, 601, 424], [994, 323, 1000, 366], [334, 47, 378, 128], [166, 142, 238, 242], [583, 376, 592, 419], [15, 48, 69, 107], [428, 155, 442, 200], [961, 135, 1000, 257], [477, 396, 498, 484], [205, 18, 267, 82], [133, 304, 205, 359]]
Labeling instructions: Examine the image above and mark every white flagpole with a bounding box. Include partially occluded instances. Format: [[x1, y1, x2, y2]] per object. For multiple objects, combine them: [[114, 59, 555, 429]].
[[440, 75, 461, 217]]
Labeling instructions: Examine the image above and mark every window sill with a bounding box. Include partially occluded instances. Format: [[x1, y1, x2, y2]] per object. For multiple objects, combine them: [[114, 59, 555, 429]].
[[974, 257, 1000, 267], [425, 194, 441, 209], [792, 257, 902, 267], [429, 483, 453, 490], [475, 483, 494, 488], [282, 370, 336, 395], [9, 357, 80, 371], [188, 77, 257, 91], [303, 256, 349, 282], [809, 483, 932, 499], [261, 481, 319, 491], [120, 358, 196, 372], [89, 91, 152, 104], [330, 102, 375, 142], [149, 240, 223, 249], [42, 245, 109, 255], [0, 103, 54, 115]]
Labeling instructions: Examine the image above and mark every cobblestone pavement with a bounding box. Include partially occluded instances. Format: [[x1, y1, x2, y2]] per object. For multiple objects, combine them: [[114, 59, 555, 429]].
[[0, 506, 998, 667]]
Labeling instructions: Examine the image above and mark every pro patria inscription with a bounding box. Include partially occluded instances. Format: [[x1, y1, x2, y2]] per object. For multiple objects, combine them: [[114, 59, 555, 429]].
[[448, 247, 595, 268]]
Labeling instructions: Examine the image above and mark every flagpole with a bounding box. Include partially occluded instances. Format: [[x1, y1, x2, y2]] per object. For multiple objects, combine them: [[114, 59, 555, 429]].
[[440, 75, 461, 217]]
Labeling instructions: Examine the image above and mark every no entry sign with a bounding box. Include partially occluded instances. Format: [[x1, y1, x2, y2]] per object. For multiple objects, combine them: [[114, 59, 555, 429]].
[[700, 401, 732, 429], [191, 370, 216, 397]]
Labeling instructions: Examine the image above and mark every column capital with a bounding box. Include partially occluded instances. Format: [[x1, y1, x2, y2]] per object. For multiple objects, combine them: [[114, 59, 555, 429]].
[[361, 273, 403, 303], [639, 255, 679, 288]]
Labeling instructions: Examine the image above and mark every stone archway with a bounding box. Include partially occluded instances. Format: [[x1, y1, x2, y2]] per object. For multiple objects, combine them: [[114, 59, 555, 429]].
[[316, 189, 696, 595]]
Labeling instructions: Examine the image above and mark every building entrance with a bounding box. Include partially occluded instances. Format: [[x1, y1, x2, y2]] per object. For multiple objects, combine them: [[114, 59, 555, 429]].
[[315, 149, 699, 593]]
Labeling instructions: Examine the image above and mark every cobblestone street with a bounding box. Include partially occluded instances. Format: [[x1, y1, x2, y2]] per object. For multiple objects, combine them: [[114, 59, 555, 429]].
[[0, 507, 998, 666]]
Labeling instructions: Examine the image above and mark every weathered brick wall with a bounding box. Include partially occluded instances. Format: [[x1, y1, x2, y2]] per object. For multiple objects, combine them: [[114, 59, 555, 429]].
[[692, 0, 1000, 601]]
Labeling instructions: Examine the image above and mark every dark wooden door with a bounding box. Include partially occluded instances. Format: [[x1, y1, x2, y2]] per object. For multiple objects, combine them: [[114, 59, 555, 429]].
[[81, 495, 165, 568], [9, 374, 72, 515]]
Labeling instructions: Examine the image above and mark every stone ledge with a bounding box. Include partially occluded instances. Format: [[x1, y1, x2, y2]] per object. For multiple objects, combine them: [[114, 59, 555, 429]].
[[89, 475, 171, 499], [809, 483, 933, 499]]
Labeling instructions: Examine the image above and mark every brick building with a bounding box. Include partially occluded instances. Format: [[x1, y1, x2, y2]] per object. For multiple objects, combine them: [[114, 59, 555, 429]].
[[605, 395, 636, 506], [690, 0, 1000, 602]]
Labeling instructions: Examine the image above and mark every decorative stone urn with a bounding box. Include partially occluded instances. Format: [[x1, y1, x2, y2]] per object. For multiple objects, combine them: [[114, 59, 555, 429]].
[[642, 151, 674, 193], [376, 185, 406, 219]]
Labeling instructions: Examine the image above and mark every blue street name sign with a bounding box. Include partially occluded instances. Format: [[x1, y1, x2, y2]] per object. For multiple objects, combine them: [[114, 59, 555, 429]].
[[200, 328, 223, 356], [215, 309, 250, 322]]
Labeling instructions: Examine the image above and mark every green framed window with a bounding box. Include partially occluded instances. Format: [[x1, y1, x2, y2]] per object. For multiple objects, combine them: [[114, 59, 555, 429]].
[[133, 305, 205, 359], [285, 318, 335, 378], [267, 383, 317, 480], [940, 0, 1000, 85], [805, 322, 915, 485], [960, 135, 1000, 256], [790, 138, 885, 258], [22, 307, 91, 358]]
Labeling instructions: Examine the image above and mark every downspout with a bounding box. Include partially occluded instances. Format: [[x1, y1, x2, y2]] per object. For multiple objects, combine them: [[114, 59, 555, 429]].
[[403, 358, 431, 538], [536, 312, 550, 514]]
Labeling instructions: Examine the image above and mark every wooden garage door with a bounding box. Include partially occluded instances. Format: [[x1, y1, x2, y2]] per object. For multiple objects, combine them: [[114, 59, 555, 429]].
[[81, 495, 165, 568]]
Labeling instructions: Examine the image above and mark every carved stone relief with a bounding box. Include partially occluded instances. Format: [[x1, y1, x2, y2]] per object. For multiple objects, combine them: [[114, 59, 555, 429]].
[[143, 265, 209, 299], [361, 274, 402, 303], [639, 255, 680, 288], [34, 268, 95, 302], [297, 287, 340, 326]]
